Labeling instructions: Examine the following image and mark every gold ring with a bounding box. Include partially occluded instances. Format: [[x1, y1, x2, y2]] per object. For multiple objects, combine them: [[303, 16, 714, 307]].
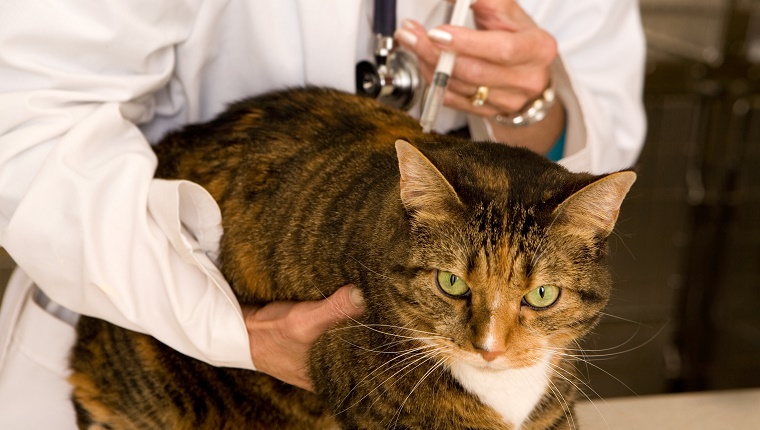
[[471, 86, 489, 107]]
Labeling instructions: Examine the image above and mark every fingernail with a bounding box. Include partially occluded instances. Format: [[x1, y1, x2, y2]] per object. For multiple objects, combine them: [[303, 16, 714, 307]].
[[401, 19, 417, 31], [349, 286, 365, 309], [428, 28, 453, 45], [394, 28, 417, 47]]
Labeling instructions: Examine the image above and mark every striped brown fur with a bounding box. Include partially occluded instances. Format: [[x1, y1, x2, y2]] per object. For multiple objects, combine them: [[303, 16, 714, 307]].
[[69, 87, 635, 429]]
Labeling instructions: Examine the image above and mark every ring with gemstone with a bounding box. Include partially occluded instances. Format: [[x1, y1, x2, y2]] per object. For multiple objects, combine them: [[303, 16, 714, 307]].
[[471, 86, 490, 107]]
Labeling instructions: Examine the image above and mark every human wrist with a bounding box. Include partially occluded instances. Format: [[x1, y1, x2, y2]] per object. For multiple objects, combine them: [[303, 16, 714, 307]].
[[486, 99, 566, 156], [491, 81, 556, 128]]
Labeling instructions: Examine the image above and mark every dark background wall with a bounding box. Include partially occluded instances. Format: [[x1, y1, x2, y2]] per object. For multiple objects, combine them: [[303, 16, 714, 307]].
[[584, 0, 760, 398]]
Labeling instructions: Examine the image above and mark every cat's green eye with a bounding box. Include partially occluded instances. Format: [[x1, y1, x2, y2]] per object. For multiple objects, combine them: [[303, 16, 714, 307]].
[[436, 270, 471, 298], [523, 285, 561, 309]]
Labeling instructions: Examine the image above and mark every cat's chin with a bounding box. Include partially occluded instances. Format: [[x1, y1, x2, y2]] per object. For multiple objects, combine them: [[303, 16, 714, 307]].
[[475, 360, 512, 371], [474, 357, 533, 372]]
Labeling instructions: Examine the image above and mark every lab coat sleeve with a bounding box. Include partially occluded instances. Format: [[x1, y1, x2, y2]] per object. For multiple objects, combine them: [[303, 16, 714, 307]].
[[0, 0, 253, 369], [552, 0, 647, 174], [470, 0, 647, 174]]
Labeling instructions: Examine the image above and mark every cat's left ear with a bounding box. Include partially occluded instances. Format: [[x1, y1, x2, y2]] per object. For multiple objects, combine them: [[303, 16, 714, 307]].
[[555, 171, 636, 238], [395, 140, 462, 220]]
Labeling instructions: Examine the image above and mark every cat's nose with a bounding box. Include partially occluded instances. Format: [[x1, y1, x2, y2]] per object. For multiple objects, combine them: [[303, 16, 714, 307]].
[[476, 348, 505, 362]]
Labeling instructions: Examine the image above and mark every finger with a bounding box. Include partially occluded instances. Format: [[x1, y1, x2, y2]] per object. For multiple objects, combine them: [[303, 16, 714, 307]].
[[469, 0, 536, 32], [453, 57, 550, 98], [394, 20, 442, 74], [445, 91, 500, 118], [443, 85, 532, 118], [428, 26, 557, 67], [446, 78, 529, 113], [445, 64, 532, 96]]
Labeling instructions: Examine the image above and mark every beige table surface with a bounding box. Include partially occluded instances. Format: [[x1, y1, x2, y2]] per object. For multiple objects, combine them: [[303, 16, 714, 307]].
[[575, 388, 760, 429]]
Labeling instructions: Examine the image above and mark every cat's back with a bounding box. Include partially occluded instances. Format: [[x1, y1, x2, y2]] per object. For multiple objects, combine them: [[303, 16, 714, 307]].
[[153, 87, 424, 187], [154, 87, 429, 207]]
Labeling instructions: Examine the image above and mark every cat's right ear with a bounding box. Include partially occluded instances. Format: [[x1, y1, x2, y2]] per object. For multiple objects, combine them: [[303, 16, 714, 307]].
[[395, 140, 462, 221], [555, 170, 637, 238]]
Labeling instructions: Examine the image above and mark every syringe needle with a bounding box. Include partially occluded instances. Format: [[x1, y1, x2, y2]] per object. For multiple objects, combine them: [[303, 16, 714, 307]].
[[419, 61, 451, 133], [419, 0, 472, 133]]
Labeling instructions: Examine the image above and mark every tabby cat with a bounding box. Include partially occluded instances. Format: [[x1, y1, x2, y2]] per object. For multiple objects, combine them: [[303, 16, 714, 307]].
[[69, 87, 635, 429]]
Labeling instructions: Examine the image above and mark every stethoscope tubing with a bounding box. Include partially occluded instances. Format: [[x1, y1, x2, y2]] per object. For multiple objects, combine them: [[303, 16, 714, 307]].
[[374, 0, 397, 37]]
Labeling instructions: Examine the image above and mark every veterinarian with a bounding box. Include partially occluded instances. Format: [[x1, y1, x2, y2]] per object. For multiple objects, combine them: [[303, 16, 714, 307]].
[[0, 0, 646, 427]]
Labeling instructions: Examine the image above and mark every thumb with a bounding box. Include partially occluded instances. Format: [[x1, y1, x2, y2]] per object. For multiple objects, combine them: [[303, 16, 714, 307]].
[[298, 285, 365, 334]]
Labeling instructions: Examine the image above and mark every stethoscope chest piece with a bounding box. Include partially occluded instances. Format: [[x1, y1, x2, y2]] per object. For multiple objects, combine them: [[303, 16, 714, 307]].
[[356, 45, 420, 111], [355, 0, 421, 111]]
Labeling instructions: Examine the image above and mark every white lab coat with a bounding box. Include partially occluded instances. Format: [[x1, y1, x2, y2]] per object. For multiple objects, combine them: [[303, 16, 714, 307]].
[[0, 0, 646, 427]]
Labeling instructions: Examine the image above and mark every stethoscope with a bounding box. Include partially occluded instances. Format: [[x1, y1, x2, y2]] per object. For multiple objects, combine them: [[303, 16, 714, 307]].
[[355, 0, 422, 111]]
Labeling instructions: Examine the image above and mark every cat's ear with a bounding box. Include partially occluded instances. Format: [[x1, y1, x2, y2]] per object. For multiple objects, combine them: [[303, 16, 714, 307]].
[[395, 140, 462, 219], [555, 171, 636, 237]]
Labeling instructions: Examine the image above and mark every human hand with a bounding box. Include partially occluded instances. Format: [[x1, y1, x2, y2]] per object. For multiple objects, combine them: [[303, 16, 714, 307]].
[[242, 285, 365, 392], [395, 0, 565, 153]]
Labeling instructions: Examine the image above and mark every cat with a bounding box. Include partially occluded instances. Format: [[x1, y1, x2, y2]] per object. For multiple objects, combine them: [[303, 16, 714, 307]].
[[68, 87, 635, 429]]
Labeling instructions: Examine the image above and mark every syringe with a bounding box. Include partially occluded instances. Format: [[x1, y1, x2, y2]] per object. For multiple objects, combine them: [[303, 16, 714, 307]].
[[419, 0, 473, 133]]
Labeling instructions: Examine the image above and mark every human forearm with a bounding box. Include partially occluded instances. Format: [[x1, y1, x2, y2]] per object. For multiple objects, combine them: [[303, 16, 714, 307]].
[[0, 0, 253, 369]]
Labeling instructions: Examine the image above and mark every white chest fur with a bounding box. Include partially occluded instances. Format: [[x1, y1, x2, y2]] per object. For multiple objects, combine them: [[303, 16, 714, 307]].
[[447, 356, 552, 429]]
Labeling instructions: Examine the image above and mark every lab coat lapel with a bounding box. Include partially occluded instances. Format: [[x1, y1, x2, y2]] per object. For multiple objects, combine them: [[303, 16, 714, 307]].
[[399, 0, 447, 28], [294, 0, 446, 92], [296, 0, 363, 91]]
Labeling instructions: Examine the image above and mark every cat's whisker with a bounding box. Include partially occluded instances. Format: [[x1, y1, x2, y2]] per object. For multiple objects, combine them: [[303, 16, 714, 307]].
[[544, 377, 577, 430], [526, 354, 580, 430], [331, 324, 452, 359], [334, 347, 431, 411], [334, 333, 446, 355], [542, 349, 621, 363], [336, 336, 442, 358], [367, 345, 447, 393], [571, 338, 593, 381], [545, 358, 603, 402], [375, 337, 451, 354], [305, 281, 455, 344], [540, 326, 642, 357], [330, 322, 451, 340], [302, 280, 377, 335], [333, 347, 435, 414], [348, 351, 444, 416], [538, 357, 611, 430], [598, 311, 650, 327], [512, 354, 579, 430], [608, 226, 635, 260], [333, 344, 449, 416], [534, 346, 640, 399], [536, 348, 610, 368], [347, 255, 396, 283], [369, 339, 441, 355], [552, 322, 667, 360], [389, 355, 448, 429]]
